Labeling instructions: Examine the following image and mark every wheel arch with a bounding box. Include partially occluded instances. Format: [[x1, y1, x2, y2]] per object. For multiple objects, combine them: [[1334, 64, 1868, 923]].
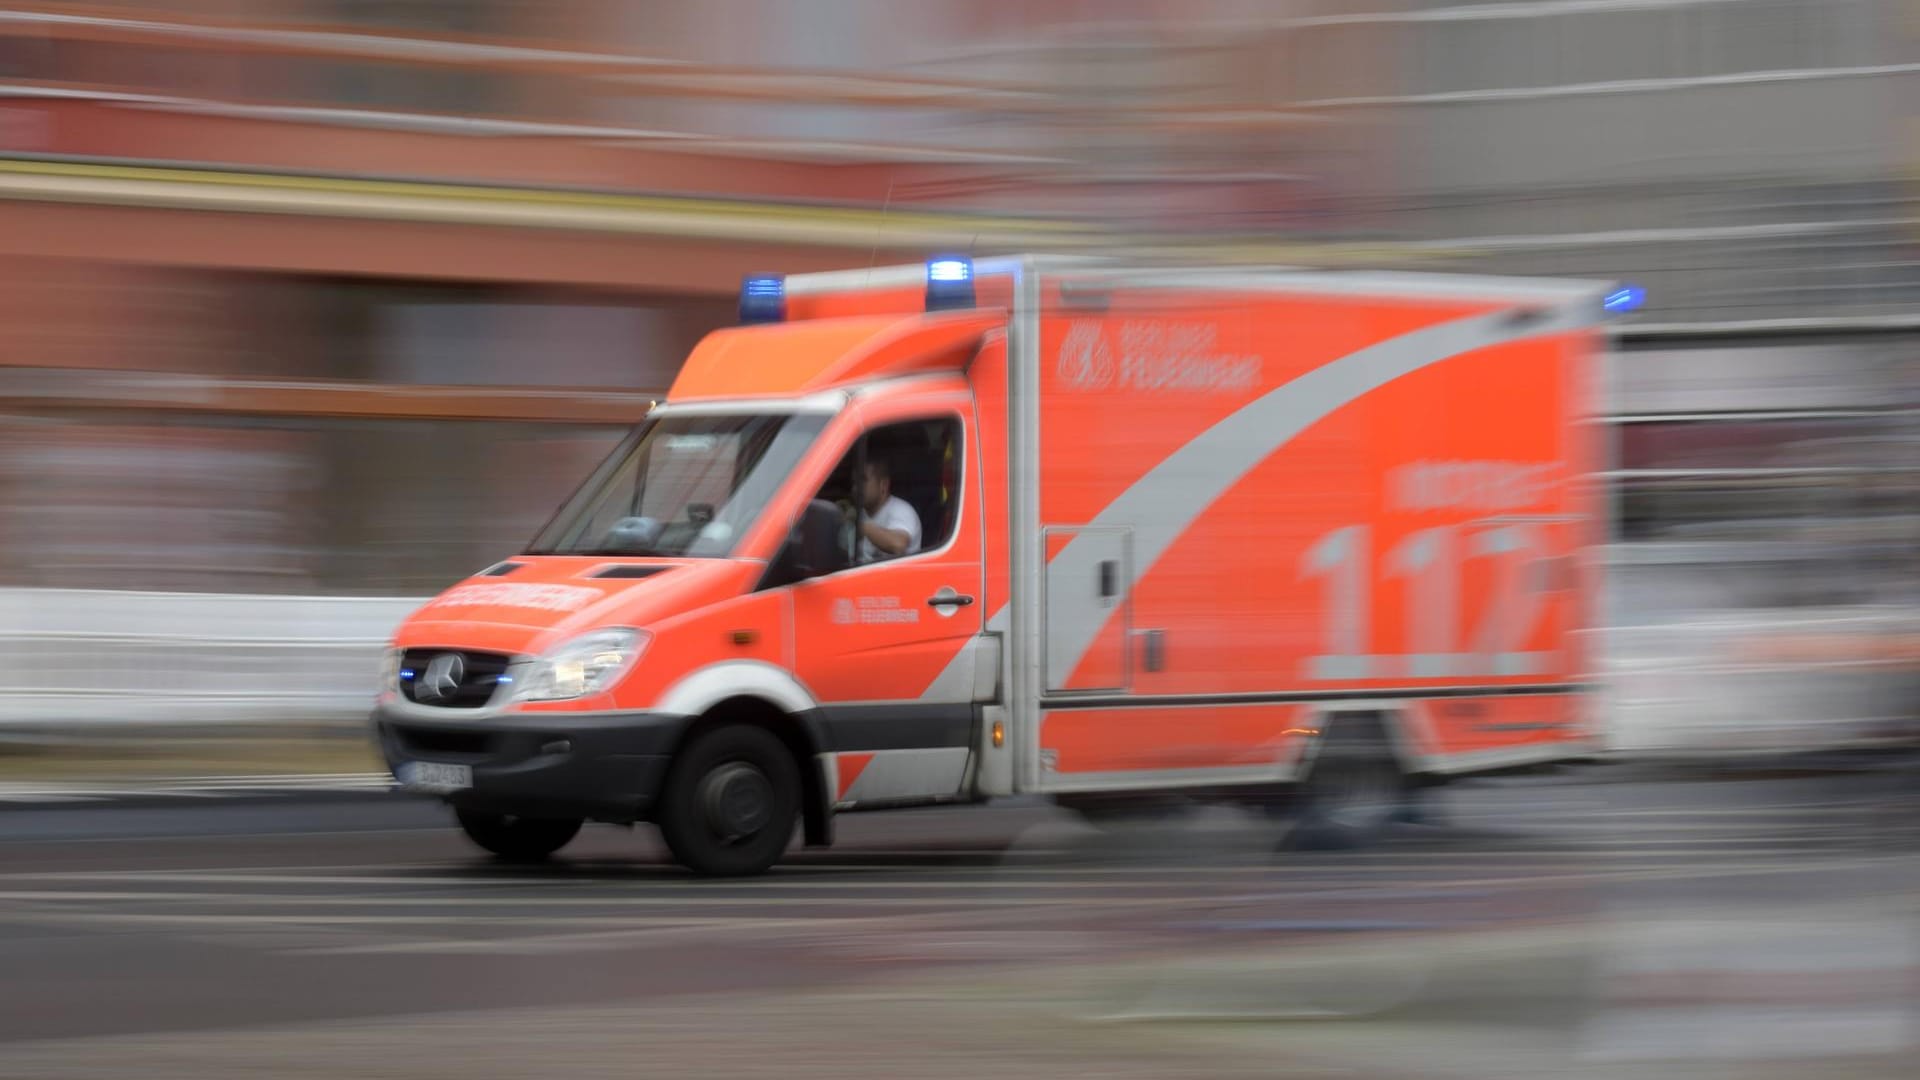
[[665, 695, 833, 848], [1297, 701, 1430, 780]]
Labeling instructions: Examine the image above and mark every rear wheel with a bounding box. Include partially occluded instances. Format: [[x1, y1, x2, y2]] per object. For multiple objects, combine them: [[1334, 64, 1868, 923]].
[[455, 809, 582, 862], [657, 724, 800, 877], [1288, 717, 1410, 851]]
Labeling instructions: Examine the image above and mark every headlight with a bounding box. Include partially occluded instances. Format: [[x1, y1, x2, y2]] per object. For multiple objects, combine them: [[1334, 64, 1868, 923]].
[[518, 629, 648, 702], [378, 647, 402, 692]]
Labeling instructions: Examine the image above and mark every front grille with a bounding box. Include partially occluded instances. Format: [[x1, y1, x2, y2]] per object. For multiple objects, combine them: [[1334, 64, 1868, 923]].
[[397, 727, 495, 757], [399, 649, 513, 709]]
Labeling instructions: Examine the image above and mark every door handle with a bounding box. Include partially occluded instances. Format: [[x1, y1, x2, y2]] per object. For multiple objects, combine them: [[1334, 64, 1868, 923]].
[[927, 592, 975, 607], [1138, 628, 1166, 673]]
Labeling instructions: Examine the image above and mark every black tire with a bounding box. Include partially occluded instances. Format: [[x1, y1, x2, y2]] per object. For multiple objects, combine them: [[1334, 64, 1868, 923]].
[[1287, 718, 1410, 851], [455, 809, 582, 862], [656, 724, 800, 877]]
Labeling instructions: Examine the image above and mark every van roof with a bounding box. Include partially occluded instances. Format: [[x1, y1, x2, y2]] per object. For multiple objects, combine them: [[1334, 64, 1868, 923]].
[[667, 309, 1003, 401]]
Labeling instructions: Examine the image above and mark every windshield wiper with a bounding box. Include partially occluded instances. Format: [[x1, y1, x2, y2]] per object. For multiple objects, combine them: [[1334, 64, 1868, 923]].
[[584, 543, 661, 557]]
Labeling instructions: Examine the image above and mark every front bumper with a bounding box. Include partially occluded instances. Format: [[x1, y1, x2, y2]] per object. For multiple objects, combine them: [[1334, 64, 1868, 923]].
[[373, 704, 689, 824]]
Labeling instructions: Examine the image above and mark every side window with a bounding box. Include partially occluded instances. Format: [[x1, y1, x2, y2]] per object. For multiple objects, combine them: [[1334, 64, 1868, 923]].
[[804, 416, 963, 574]]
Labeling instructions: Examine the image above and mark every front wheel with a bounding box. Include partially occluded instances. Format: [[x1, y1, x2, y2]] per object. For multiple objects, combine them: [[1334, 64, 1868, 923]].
[[456, 809, 582, 862], [656, 724, 800, 877]]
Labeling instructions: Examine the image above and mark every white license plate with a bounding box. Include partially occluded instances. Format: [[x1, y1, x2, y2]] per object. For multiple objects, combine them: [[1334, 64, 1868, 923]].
[[397, 761, 472, 792]]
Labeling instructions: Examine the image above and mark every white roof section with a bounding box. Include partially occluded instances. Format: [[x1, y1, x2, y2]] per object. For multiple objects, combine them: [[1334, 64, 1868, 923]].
[[649, 389, 849, 417], [784, 255, 1617, 306]]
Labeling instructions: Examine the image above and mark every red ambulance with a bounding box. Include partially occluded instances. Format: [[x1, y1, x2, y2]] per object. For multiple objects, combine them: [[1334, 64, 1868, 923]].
[[374, 256, 1634, 875]]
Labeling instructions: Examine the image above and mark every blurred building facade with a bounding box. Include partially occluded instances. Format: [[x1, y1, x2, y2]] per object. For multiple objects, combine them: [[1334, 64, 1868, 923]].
[[0, 0, 1913, 602]]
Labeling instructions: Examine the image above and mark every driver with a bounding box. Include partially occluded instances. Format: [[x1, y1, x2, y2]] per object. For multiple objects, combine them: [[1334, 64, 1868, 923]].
[[851, 455, 921, 563]]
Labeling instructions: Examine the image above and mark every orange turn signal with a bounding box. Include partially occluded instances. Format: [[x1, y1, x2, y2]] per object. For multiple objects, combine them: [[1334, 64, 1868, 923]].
[[730, 630, 757, 646], [991, 720, 1005, 748]]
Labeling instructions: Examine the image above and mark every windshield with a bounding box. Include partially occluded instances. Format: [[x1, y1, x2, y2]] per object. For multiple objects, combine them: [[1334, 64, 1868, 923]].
[[527, 412, 827, 558]]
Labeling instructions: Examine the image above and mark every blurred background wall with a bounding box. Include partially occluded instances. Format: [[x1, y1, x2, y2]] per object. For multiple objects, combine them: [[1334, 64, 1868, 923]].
[[0, 0, 1914, 741]]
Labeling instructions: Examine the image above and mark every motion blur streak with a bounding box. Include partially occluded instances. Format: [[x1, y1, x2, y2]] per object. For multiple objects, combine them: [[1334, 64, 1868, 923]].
[[0, 1, 1915, 1077]]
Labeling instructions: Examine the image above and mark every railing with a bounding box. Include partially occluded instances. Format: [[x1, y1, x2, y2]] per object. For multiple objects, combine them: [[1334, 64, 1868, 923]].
[[4, 561, 1913, 758], [1601, 611, 1920, 756], [0, 587, 418, 727]]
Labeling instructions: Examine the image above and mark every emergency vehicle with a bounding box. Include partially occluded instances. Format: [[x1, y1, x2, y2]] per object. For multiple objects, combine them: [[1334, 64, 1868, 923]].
[[374, 255, 1639, 876]]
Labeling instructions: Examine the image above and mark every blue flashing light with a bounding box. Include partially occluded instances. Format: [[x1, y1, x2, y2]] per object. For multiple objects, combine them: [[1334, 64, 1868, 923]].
[[1602, 284, 1647, 315], [739, 273, 786, 324], [928, 258, 971, 283], [924, 256, 976, 312], [400, 669, 416, 680], [496, 675, 514, 685]]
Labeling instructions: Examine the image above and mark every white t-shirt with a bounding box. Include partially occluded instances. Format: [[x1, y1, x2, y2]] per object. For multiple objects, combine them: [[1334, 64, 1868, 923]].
[[858, 495, 922, 563]]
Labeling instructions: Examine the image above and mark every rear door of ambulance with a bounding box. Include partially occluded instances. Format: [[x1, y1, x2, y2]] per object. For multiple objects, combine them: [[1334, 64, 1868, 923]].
[[1015, 267, 1609, 794]]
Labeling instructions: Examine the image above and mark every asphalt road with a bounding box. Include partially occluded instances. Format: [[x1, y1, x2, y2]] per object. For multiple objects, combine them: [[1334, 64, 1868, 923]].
[[0, 764, 1916, 1079]]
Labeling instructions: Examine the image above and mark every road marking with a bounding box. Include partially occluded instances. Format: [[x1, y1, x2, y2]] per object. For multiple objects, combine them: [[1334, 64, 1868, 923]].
[[20, 912, 685, 926], [7, 825, 455, 847], [0, 887, 1205, 903], [1444, 819, 1880, 832], [14, 911, 849, 928], [0, 850, 1879, 891], [0, 856, 1899, 913], [0, 859, 456, 879], [285, 919, 856, 956], [0, 862, 1838, 900], [0, 776, 394, 800], [1458, 804, 1900, 819], [0, 841, 1901, 890], [0, 899, 1222, 945], [0, 879, 1290, 901]]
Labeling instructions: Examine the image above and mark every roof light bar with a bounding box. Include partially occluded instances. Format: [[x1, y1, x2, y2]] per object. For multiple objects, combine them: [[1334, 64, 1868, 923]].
[[1602, 284, 1647, 315], [739, 274, 786, 324], [924, 256, 975, 312]]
